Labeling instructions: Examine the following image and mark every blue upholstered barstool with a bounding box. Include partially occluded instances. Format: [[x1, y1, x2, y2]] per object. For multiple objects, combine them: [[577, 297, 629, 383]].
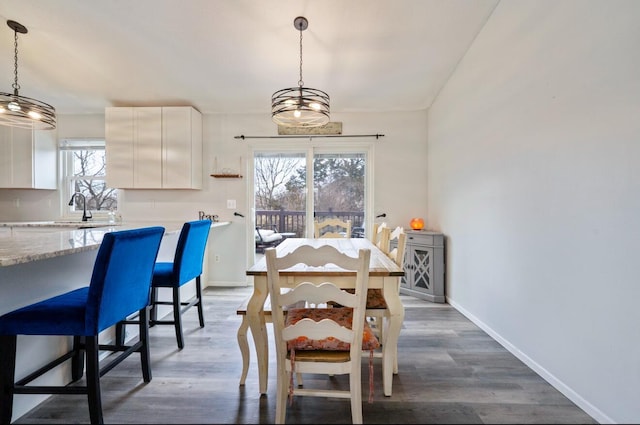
[[0, 226, 165, 425], [149, 219, 211, 349]]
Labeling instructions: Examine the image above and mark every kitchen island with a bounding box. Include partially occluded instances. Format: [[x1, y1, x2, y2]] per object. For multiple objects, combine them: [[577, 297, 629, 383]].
[[0, 221, 182, 267], [0, 220, 229, 422]]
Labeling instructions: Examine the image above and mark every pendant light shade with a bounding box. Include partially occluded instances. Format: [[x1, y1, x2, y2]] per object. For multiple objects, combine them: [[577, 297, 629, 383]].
[[0, 20, 56, 130], [271, 17, 329, 128]]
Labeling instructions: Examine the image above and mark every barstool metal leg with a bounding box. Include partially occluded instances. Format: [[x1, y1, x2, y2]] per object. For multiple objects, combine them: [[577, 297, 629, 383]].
[[195, 276, 205, 328], [71, 335, 85, 382], [150, 287, 159, 327], [139, 306, 152, 382], [173, 286, 184, 349], [0, 335, 17, 424]]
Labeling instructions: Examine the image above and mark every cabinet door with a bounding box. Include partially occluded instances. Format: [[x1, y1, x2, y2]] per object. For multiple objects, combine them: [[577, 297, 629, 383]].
[[133, 107, 162, 188], [0, 127, 15, 186], [410, 245, 434, 293], [8, 128, 33, 188], [189, 108, 203, 189], [0, 127, 56, 189], [162, 107, 201, 189], [106, 107, 135, 188], [400, 245, 435, 293], [32, 130, 57, 189], [0, 127, 32, 188]]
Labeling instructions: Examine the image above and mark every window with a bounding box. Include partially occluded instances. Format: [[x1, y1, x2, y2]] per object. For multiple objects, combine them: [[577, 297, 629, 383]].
[[60, 139, 118, 218]]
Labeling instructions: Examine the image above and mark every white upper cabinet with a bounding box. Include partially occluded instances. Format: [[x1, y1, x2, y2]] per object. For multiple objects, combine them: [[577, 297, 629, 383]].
[[162, 106, 202, 189], [0, 126, 57, 189], [105, 106, 202, 189]]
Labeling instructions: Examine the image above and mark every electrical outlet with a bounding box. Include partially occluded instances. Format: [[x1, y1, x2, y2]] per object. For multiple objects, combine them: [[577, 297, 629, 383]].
[[214, 254, 221, 262], [227, 199, 236, 209]]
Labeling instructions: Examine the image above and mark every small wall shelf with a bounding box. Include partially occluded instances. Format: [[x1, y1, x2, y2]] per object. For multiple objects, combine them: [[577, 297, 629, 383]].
[[210, 174, 242, 178], [211, 156, 242, 179]]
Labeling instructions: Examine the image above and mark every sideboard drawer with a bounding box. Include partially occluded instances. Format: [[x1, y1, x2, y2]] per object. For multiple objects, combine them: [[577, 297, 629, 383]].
[[405, 231, 444, 248]]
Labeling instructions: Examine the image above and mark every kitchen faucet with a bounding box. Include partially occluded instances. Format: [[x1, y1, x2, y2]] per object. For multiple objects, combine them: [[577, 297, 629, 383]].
[[68, 193, 92, 222]]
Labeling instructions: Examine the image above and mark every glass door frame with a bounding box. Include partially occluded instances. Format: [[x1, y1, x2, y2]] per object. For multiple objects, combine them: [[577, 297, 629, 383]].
[[247, 140, 374, 257]]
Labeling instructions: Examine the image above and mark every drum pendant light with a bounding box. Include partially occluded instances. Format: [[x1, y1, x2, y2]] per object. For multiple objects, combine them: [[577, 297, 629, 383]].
[[0, 20, 56, 130], [271, 16, 329, 128]]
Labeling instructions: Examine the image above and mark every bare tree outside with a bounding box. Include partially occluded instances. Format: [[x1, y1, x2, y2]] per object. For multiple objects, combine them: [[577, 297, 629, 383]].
[[254, 155, 303, 210], [69, 148, 117, 212]]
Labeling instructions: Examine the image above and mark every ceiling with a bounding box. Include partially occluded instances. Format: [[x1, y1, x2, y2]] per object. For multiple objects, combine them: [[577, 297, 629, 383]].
[[0, 0, 498, 116]]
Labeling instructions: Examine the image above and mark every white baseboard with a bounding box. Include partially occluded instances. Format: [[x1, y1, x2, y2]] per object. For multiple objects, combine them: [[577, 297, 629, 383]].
[[447, 296, 613, 425], [205, 280, 250, 288]]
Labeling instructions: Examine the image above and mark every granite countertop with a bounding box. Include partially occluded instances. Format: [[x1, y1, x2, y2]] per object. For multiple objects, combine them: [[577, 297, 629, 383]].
[[0, 221, 230, 267], [0, 220, 119, 229]]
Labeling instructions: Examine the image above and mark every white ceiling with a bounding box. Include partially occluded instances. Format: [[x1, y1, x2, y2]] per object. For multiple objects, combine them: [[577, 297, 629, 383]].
[[0, 0, 498, 116]]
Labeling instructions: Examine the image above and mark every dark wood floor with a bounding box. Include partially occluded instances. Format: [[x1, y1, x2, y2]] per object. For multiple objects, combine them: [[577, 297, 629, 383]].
[[14, 286, 597, 424]]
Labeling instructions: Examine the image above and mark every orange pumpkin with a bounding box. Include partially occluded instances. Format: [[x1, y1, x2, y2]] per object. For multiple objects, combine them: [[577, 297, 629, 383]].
[[410, 218, 425, 230]]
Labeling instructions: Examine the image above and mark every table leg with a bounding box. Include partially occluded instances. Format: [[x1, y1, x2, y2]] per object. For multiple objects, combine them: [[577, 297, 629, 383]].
[[247, 276, 269, 394], [237, 316, 249, 386], [382, 276, 405, 396]]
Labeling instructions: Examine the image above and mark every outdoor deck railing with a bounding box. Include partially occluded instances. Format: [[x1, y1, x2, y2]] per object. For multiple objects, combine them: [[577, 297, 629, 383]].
[[255, 210, 365, 238]]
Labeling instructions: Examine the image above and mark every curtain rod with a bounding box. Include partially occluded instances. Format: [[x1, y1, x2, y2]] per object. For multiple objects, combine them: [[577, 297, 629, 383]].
[[234, 134, 384, 140]]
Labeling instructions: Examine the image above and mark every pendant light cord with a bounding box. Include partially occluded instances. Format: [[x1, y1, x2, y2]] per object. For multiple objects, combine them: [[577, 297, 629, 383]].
[[12, 28, 20, 95], [298, 27, 304, 88]]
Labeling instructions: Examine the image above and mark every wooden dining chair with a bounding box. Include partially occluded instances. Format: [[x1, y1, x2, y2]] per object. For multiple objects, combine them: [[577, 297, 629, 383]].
[[370, 222, 389, 252], [362, 224, 390, 336], [265, 244, 379, 424], [365, 226, 406, 373], [314, 218, 352, 238]]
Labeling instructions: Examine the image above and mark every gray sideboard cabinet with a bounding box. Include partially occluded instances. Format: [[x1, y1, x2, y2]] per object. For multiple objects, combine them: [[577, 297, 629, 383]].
[[395, 230, 445, 303]]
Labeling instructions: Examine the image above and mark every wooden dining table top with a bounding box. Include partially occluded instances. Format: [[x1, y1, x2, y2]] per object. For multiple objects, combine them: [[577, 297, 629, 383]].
[[246, 237, 405, 277]]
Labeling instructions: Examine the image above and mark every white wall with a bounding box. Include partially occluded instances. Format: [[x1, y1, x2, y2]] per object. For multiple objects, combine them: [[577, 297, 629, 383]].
[[427, 1, 640, 423], [0, 110, 428, 286]]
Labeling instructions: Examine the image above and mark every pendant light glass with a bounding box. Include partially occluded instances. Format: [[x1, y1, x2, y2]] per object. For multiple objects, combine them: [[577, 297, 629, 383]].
[[0, 20, 56, 130], [271, 16, 329, 128]]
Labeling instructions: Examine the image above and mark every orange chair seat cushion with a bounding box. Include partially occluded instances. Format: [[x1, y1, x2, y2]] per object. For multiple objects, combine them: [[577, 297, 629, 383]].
[[364, 289, 388, 309], [339, 288, 388, 309], [285, 307, 380, 351]]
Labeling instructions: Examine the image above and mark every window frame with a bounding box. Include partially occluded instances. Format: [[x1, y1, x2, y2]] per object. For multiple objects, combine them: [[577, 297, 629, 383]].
[[59, 138, 118, 220]]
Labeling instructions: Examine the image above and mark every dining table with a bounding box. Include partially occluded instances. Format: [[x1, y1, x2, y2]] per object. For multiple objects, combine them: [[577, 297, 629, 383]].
[[244, 237, 405, 397]]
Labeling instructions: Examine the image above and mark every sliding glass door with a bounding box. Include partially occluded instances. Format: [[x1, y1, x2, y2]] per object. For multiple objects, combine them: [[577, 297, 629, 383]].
[[252, 143, 371, 253]]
